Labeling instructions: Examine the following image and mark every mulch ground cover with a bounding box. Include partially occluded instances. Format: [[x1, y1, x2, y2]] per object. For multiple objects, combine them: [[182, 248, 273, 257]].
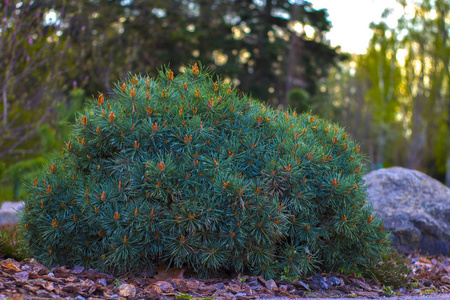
[[1, 252, 450, 299]]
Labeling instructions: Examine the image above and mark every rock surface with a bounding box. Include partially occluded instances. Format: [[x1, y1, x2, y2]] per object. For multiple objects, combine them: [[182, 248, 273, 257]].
[[364, 166, 450, 256], [0, 201, 24, 226]]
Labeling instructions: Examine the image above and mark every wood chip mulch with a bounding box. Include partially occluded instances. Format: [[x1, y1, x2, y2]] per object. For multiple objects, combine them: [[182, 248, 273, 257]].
[[1, 253, 450, 299]]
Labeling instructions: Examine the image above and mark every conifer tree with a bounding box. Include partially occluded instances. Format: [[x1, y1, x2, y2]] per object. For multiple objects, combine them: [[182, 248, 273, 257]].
[[21, 63, 390, 278]]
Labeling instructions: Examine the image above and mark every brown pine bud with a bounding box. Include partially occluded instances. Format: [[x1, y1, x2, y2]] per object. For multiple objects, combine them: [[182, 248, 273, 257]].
[[207, 98, 214, 109], [332, 178, 339, 186], [108, 111, 115, 123], [97, 93, 104, 105], [184, 134, 192, 144], [157, 161, 166, 172], [152, 122, 159, 132], [192, 63, 199, 75]]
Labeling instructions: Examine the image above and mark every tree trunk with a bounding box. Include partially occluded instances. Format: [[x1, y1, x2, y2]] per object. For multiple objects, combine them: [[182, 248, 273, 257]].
[[447, 145, 450, 187], [438, 4, 450, 186], [446, 96, 450, 186], [2, 86, 6, 130], [284, 4, 302, 108]]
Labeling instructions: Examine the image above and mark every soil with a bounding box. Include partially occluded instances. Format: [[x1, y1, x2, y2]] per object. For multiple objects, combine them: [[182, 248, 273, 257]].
[[1, 251, 450, 300]]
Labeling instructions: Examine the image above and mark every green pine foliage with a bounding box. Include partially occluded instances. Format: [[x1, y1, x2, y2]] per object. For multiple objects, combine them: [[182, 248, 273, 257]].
[[20, 63, 390, 278]]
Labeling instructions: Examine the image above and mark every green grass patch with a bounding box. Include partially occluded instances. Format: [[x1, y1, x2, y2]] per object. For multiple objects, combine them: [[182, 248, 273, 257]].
[[364, 249, 412, 289], [0, 183, 14, 205], [0, 223, 29, 261]]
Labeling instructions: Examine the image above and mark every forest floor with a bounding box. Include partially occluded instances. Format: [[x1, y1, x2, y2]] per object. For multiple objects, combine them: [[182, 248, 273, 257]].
[[1, 250, 450, 300]]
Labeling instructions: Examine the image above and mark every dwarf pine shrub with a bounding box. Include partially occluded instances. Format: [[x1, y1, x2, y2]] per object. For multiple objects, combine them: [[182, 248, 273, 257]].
[[20, 63, 390, 278]]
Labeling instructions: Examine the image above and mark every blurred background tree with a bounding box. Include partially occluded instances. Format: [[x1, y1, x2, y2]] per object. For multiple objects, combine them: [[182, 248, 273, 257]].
[[327, 0, 449, 184], [0, 0, 72, 200], [1, 0, 449, 202]]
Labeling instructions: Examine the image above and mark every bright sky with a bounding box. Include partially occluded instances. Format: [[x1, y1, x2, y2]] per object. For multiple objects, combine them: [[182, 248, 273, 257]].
[[311, 0, 406, 54]]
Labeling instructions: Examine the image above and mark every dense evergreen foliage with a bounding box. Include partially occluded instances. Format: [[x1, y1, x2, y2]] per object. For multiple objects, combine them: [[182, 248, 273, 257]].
[[21, 64, 390, 278]]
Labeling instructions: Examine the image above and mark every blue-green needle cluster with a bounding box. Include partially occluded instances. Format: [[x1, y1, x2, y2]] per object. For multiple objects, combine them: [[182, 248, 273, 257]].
[[20, 63, 390, 278]]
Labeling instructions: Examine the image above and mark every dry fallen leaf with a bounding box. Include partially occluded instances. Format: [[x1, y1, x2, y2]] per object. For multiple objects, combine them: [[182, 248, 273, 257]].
[[1, 259, 22, 272], [419, 257, 432, 264], [153, 264, 185, 280], [441, 276, 450, 284], [174, 279, 189, 293], [226, 283, 243, 294], [118, 283, 137, 297], [71, 265, 85, 274], [13, 271, 29, 281], [41, 281, 55, 292], [154, 280, 175, 293], [186, 279, 200, 290]]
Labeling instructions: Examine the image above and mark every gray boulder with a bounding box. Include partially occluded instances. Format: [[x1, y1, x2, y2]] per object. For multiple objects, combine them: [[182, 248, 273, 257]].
[[364, 166, 450, 256], [0, 201, 24, 226]]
